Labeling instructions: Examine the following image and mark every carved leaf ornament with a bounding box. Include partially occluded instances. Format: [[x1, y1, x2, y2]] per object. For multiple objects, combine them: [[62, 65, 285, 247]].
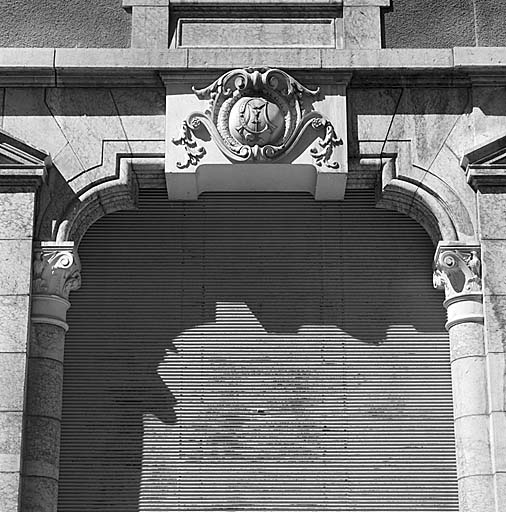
[[173, 67, 342, 168]]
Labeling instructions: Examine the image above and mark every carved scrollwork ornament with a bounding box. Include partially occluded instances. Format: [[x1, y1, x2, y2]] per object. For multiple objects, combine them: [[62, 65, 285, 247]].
[[433, 247, 482, 300], [33, 247, 82, 300], [173, 67, 342, 168]]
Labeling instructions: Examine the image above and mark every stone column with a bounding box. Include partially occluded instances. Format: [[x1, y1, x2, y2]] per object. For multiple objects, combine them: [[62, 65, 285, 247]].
[[0, 168, 44, 512], [21, 242, 81, 512], [433, 243, 495, 512]]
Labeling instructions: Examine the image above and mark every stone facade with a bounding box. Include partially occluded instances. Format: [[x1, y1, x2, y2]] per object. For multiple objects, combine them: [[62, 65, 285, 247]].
[[0, 1, 505, 511]]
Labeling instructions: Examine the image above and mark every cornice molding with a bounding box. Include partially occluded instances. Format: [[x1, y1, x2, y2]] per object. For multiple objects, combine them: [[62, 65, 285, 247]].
[[0, 48, 505, 88]]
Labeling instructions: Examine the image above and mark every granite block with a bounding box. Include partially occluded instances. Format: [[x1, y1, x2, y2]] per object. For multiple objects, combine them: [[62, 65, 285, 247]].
[[23, 416, 60, 480], [0, 413, 22, 472], [29, 323, 66, 363], [458, 474, 496, 512], [26, 358, 63, 420], [0, 471, 20, 512], [20, 475, 58, 512], [0, 295, 29, 353], [449, 322, 485, 361], [482, 240, 506, 295], [455, 414, 492, 478], [344, 6, 381, 49], [0, 353, 26, 411], [0, 193, 35, 239], [483, 294, 506, 354], [478, 193, 506, 240], [0, 239, 32, 295], [51, 143, 87, 183], [451, 356, 488, 419]]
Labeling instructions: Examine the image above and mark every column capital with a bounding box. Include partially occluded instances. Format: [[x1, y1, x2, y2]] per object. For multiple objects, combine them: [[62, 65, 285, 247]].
[[433, 242, 483, 330], [31, 242, 81, 331]]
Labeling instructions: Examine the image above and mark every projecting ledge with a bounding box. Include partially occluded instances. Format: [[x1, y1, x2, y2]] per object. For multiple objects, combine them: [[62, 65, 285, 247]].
[[166, 164, 347, 201]]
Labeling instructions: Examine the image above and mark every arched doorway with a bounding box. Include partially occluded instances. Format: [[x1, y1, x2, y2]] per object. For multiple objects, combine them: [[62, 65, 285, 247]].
[[58, 189, 458, 511]]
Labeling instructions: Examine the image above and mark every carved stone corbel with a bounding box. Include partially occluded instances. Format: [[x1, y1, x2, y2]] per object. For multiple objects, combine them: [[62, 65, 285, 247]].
[[32, 241, 81, 331], [433, 242, 483, 329]]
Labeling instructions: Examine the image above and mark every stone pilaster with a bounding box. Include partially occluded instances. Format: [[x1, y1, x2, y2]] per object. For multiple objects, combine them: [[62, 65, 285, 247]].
[[21, 243, 81, 512], [434, 243, 496, 512], [0, 165, 45, 512]]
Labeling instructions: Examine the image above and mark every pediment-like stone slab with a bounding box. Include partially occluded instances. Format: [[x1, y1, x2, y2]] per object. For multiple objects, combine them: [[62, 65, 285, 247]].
[[461, 133, 506, 190]]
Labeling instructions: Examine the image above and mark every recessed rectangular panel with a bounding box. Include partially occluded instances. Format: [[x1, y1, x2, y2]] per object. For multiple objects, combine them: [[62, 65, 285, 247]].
[[177, 18, 340, 48]]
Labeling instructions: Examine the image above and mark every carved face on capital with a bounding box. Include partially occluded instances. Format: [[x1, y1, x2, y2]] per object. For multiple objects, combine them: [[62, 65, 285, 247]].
[[229, 96, 284, 147]]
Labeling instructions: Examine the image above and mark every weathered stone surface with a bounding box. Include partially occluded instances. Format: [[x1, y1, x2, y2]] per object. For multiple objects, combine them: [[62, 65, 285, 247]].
[[455, 414, 492, 478], [483, 294, 506, 354], [482, 240, 506, 295], [178, 18, 339, 49], [0, 193, 35, 239], [449, 322, 485, 361], [110, 88, 165, 140], [26, 359, 63, 420], [451, 356, 488, 419], [455, 47, 506, 68], [490, 411, 506, 472], [20, 475, 58, 512], [188, 48, 321, 68], [344, 6, 381, 49], [0, 471, 20, 512], [23, 416, 60, 480], [486, 354, 506, 412], [45, 88, 126, 172], [0, 413, 22, 472], [131, 6, 169, 48], [0, 239, 32, 295], [472, 86, 506, 148], [29, 324, 66, 363], [2, 88, 67, 159], [0, 295, 29, 353], [0, 354, 26, 410], [478, 193, 506, 240], [458, 474, 496, 512]]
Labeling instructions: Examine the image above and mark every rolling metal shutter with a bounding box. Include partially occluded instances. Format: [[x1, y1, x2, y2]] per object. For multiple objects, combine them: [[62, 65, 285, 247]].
[[59, 190, 458, 512]]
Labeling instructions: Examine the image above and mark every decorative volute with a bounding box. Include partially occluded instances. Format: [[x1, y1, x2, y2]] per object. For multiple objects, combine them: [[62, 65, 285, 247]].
[[433, 242, 483, 329], [32, 242, 81, 331], [164, 67, 349, 201]]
